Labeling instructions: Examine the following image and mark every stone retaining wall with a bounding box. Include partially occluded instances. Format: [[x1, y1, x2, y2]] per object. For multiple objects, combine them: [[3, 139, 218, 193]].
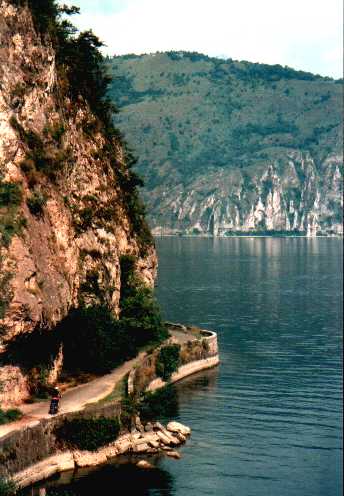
[[146, 356, 220, 392], [0, 400, 121, 478], [128, 326, 219, 396]]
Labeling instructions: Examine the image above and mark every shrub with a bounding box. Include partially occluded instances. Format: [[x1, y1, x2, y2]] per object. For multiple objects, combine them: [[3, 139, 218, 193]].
[[58, 306, 131, 374], [120, 394, 140, 429], [0, 213, 27, 247], [0, 408, 23, 425], [0, 478, 17, 496], [0, 183, 22, 207], [57, 417, 120, 451], [155, 344, 181, 382], [140, 385, 179, 421], [119, 255, 168, 346], [27, 192, 47, 216]]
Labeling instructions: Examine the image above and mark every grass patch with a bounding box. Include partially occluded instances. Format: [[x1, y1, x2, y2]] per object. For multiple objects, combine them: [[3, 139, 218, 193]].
[[90, 374, 129, 407]]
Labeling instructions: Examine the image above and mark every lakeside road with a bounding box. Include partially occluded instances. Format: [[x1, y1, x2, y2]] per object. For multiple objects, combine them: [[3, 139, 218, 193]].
[[0, 352, 146, 439], [0, 329, 197, 439]]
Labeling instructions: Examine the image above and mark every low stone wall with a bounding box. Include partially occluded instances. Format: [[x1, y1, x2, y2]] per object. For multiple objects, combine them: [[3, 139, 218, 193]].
[[12, 420, 191, 489], [146, 356, 220, 392], [0, 400, 121, 479], [129, 326, 219, 396]]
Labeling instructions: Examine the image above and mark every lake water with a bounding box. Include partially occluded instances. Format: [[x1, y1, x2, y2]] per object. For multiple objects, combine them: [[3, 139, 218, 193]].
[[31, 237, 343, 496]]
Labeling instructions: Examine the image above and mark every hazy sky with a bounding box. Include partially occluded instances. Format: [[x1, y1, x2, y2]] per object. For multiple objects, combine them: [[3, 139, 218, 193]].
[[68, 0, 343, 78]]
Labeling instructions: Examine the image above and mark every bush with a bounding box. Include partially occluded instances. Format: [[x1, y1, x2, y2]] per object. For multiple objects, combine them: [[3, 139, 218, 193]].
[[27, 192, 47, 216], [155, 344, 181, 382], [57, 417, 120, 451], [119, 255, 168, 346], [0, 408, 23, 425], [0, 183, 22, 207], [0, 478, 17, 496], [140, 385, 179, 421], [120, 394, 140, 429], [58, 306, 131, 374]]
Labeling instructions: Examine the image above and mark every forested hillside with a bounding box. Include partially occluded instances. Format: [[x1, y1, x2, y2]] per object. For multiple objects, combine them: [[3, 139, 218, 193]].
[[107, 52, 343, 236]]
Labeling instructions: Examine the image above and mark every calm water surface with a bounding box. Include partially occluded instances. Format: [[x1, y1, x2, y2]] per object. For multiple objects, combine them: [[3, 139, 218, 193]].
[[34, 238, 343, 496]]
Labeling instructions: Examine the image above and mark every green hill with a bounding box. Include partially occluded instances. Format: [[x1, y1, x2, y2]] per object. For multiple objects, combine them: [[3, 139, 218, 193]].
[[106, 52, 343, 236]]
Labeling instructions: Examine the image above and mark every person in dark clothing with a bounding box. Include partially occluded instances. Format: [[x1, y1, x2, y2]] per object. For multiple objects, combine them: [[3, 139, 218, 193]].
[[49, 387, 61, 415]]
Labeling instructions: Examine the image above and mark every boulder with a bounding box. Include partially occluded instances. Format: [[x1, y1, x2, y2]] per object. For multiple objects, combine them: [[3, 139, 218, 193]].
[[104, 445, 118, 459], [156, 431, 172, 446], [166, 450, 181, 459], [115, 438, 132, 454], [73, 450, 107, 468], [176, 432, 187, 443], [166, 421, 191, 436], [133, 442, 150, 453], [148, 439, 160, 449], [135, 416, 145, 433], [153, 422, 165, 431], [136, 460, 154, 469], [144, 422, 154, 432]]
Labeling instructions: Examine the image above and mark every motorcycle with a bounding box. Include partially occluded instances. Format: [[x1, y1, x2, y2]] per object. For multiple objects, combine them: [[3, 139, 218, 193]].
[[49, 397, 59, 415]]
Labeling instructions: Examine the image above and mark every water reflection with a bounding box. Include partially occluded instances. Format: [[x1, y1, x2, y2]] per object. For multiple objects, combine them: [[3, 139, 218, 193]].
[[22, 238, 343, 496], [22, 463, 175, 496]]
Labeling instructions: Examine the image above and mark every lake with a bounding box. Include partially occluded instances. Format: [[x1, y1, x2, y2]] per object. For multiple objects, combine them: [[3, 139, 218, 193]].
[[31, 237, 343, 496]]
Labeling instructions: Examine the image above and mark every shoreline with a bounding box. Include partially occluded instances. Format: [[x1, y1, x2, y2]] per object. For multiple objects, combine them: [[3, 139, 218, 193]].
[[0, 325, 220, 489], [153, 234, 343, 239]]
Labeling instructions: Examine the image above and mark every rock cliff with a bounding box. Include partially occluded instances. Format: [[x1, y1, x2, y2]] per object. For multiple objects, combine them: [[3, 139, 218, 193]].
[[150, 152, 343, 236], [107, 52, 343, 236], [0, 1, 156, 404]]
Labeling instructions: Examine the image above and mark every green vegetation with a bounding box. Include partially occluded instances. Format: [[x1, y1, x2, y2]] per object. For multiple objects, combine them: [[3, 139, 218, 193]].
[[106, 52, 342, 233], [4, 255, 166, 389], [0, 180, 25, 247], [140, 385, 178, 421], [120, 393, 140, 429], [58, 305, 134, 374], [0, 183, 22, 208], [0, 478, 17, 496], [27, 192, 47, 216], [0, 269, 12, 320], [155, 344, 181, 381], [0, 408, 23, 425], [57, 256, 167, 374], [56, 417, 120, 451], [10, 116, 69, 182]]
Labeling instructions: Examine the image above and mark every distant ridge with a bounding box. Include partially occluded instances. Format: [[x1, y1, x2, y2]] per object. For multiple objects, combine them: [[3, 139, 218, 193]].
[[107, 51, 343, 236]]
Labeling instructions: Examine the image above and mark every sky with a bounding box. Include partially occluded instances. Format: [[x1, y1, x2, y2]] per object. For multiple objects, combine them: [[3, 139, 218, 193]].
[[67, 0, 343, 78]]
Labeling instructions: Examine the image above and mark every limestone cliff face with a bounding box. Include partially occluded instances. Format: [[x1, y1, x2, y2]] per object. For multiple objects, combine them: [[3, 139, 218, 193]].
[[0, 3, 156, 351], [150, 152, 343, 237]]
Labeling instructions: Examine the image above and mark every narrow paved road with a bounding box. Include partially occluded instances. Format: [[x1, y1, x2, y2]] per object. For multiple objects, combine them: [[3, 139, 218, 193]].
[[0, 353, 145, 439], [0, 329, 196, 439]]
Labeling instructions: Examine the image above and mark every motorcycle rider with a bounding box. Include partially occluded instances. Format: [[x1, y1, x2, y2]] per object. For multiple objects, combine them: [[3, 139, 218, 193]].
[[49, 386, 61, 414]]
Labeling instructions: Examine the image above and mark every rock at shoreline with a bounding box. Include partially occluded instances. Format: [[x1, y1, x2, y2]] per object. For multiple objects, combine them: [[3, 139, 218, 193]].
[[166, 421, 191, 436], [136, 460, 154, 469], [73, 450, 107, 468], [166, 450, 181, 459]]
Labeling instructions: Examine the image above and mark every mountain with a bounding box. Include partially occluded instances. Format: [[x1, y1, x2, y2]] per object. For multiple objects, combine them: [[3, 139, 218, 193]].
[[0, 1, 155, 405], [107, 51, 343, 236]]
